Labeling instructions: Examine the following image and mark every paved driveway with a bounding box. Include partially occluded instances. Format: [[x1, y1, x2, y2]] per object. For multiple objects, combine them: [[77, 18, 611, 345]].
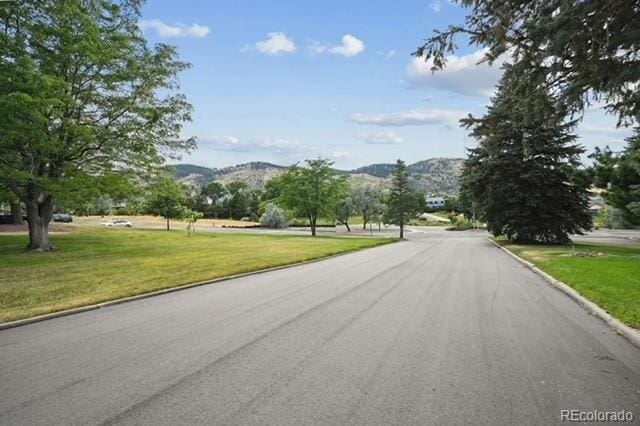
[[1, 230, 638, 425]]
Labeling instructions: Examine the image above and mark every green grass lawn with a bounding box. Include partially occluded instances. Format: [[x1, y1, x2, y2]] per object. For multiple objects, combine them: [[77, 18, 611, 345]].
[[497, 240, 640, 329], [0, 228, 395, 323]]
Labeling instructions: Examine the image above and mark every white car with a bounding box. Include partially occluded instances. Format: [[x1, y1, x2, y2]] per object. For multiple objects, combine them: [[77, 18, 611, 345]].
[[102, 219, 132, 228]]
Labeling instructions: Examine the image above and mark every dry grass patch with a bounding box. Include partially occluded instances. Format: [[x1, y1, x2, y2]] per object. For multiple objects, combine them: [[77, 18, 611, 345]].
[[73, 215, 260, 228]]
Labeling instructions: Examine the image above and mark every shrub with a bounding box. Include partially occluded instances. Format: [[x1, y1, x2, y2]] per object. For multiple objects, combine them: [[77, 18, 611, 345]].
[[600, 206, 633, 229], [260, 203, 288, 229], [447, 221, 474, 231], [446, 214, 475, 231]]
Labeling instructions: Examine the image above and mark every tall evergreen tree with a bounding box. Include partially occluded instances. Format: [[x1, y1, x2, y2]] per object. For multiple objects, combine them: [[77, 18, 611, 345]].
[[461, 67, 592, 244], [385, 160, 422, 239]]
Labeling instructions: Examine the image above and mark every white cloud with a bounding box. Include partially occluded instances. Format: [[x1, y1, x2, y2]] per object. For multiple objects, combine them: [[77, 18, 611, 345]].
[[139, 19, 210, 38], [308, 34, 365, 58], [209, 135, 240, 147], [255, 32, 296, 55], [350, 108, 467, 127], [357, 130, 403, 144], [430, 1, 442, 12], [200, 136, 355, 163], [407, 48, 506, 97], [329, 34, 365, 57], [202, 136, 305, 154]]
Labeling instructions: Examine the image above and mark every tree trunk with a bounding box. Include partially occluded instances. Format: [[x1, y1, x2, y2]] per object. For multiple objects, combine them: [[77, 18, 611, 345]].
[[166, 217, 170, 231], [25, 194, 54, 251], [10, 201, 24, 225], [310, 217, 316, 236], [399, 222, 404, 239], [345, 222, 351, 232]]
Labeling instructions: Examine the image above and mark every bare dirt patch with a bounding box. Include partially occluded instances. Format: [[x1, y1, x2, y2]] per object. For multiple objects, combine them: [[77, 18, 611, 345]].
[[73, 215, 260, 229]]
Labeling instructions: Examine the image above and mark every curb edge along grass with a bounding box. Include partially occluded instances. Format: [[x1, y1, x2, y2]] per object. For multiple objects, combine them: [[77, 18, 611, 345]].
[[0, 237, 399, 331], [488, 238, 640, 350]]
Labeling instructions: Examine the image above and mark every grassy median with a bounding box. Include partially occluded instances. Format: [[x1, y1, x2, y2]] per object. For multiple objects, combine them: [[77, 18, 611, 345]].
[[0, 228, 395, 323], [497, 240, 640, 329]]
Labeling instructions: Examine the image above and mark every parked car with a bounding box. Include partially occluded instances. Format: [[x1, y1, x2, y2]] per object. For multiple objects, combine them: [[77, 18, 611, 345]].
[[52, 213, 73, 223], [101, 219, 132, 228]]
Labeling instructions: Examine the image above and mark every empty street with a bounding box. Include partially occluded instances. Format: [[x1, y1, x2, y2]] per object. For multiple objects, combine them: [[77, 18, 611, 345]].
[[1, 230, 639, 425]]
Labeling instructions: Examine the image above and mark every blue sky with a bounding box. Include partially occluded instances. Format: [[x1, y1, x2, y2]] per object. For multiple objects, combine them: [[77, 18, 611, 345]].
[[140, 0, 632, 169]]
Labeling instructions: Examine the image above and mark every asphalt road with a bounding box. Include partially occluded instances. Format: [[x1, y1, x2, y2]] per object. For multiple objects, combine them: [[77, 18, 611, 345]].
[[571, 229, 640, 247], [1, 230, 639, 425]]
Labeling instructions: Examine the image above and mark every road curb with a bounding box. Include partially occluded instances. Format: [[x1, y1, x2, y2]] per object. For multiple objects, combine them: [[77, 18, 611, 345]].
[[0, 239, 398, 331], [488, 238, 640, 350]]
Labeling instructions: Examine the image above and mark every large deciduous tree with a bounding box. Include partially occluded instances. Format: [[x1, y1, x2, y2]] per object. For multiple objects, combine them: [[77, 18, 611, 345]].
[[460, 68, 592, 243], [0, 0, 194, 250], [591, 128, 640, 225], [278, 159, 348, 236], [385, 160, 423, 239], [415, 0, 640, 124]]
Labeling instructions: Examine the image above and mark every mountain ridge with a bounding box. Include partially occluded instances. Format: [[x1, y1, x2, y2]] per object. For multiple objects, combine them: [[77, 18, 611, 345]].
[[170, 158, 464, 196]]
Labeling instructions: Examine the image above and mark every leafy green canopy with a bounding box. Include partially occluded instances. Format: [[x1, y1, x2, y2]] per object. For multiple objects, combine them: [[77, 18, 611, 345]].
[[415, 0, 640, 124], [146, 176, 188, 228], [0, 0, 194, 247], [277, 159, 349, 236], [334, 196, 354, 231], [461, 68, 592, 243], [351, 184, 384, 229], [591, 128, 640, 225]]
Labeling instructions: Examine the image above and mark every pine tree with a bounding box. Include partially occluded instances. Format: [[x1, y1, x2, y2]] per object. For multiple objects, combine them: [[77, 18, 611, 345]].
[[386, 160, 422, 239], [415, 0, 640, 124], [461, 67, 592, 244]]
